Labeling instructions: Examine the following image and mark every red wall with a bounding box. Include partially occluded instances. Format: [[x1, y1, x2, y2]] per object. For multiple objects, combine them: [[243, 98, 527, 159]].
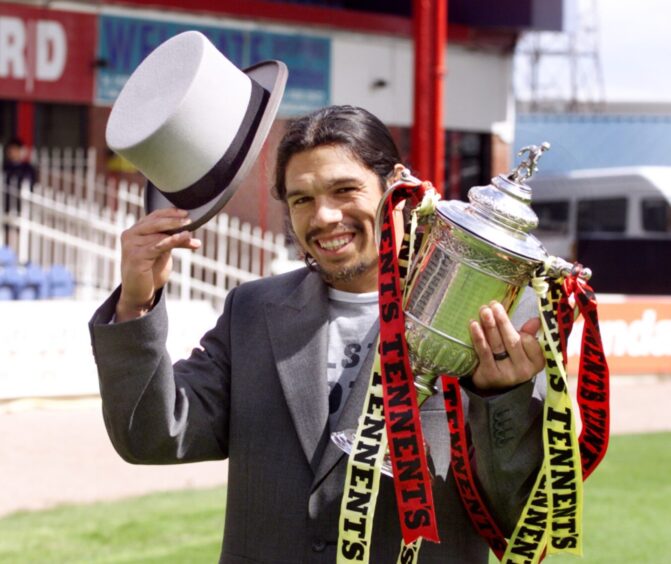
[[0, 3, 96, 103]]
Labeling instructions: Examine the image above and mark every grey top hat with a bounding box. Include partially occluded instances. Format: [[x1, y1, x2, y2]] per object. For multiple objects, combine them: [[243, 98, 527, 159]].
[[105, 31, 288, 231]]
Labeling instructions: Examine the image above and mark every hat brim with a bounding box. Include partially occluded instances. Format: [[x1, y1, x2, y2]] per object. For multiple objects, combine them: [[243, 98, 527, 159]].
[[145, 60, 288, 232]]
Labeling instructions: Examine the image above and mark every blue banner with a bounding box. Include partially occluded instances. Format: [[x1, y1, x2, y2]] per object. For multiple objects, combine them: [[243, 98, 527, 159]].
[[96, 14, 330, 116]]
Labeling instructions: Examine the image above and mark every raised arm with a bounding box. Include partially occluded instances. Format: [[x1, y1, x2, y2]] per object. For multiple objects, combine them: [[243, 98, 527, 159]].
[[115, 208, 201, 322]]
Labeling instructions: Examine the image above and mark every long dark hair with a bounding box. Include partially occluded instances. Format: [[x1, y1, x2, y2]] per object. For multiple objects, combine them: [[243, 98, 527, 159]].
[[272, 105, 402, 202]]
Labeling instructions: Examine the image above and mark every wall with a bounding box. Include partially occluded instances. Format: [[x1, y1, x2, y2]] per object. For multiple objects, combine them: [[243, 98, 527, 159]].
[[515, 113, 671, 173], [1, 294, 666, 401], [565, 296, 671, 376], [331, 31, 513, 132], [0, 1, 517, 232], [0, 300, 218, 400]]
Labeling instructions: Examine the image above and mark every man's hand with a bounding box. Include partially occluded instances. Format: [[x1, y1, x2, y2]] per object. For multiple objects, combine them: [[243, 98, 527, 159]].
[[116, 208, 201, 322], [469, 301, 545, 391]]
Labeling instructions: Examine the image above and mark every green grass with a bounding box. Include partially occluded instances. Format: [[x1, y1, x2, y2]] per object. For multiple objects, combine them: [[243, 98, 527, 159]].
[[491, 431, 671, 563], [0, 488, 227, 563], [1, 433, 669, 563]]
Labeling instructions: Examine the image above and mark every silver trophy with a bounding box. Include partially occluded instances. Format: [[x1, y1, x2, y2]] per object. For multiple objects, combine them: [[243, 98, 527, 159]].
[[399, 142, 590, 403], [332, 143, 591, 472]]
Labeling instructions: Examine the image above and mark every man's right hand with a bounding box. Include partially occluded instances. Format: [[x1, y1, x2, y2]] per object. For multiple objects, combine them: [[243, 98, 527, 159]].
[[115, 208, 201, 322]]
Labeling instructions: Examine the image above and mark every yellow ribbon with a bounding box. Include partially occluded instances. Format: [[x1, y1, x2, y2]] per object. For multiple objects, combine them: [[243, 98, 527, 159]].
[[337, 349, 387, 563], [503, 265, 583, 562]]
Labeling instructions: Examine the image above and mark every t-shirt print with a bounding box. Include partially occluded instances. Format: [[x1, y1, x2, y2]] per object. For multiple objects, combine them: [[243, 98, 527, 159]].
[[328, 340, 376, 417]]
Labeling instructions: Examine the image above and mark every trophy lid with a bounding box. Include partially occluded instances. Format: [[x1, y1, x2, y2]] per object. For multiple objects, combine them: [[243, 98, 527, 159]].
[[437, 143, 551, 262]]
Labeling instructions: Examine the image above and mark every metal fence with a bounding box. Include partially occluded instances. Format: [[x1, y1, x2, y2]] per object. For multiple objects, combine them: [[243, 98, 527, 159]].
[[1, 146, 296, 311]]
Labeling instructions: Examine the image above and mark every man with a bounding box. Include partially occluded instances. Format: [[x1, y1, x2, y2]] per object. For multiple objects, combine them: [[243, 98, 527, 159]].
[[3, 137, 37, 189], [90, 105, 545, 563], [2, 137, 37, 235]]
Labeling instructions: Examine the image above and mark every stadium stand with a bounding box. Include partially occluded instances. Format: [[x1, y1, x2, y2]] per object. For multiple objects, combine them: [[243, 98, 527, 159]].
[[0, 245, 17, 268], [0, 146, 290, 309], [0, 246, 75, 300], [46, 264, 76, 298]]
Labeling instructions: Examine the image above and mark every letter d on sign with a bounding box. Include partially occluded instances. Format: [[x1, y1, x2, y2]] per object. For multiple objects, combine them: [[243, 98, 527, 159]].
[[36, 20, 66, 81]]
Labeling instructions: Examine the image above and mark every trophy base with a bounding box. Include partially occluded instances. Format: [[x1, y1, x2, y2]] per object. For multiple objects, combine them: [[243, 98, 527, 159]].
[[331, 428, 431, 479], [331, 428, 394, 477]]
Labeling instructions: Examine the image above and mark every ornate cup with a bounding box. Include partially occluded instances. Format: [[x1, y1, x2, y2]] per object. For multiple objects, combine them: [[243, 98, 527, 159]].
[[385, 143, 590, 405], [332, 144, 591, 475]]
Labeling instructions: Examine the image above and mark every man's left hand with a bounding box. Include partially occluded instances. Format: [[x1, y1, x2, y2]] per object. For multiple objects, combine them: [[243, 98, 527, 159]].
[[469, 301, 545, 391]]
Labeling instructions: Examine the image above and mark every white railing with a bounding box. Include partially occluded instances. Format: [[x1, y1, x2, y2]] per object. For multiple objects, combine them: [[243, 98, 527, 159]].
[[1, 146, 297, 311]]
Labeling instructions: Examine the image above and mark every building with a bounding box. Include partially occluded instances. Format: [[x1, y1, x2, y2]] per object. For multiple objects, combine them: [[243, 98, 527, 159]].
[[0, 0, 565, 233], [516, 103, 671, 173]]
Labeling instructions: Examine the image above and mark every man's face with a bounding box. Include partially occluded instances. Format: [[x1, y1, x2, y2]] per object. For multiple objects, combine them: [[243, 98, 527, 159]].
[[285, 145, 385, 293], [6, 144, 23, 164]]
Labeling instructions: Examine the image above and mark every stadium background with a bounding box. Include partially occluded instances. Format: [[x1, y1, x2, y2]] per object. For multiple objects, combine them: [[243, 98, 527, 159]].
[[0, 1, 669, 556]]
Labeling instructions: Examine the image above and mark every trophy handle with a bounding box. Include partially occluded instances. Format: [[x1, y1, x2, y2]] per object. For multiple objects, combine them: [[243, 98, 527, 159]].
[[374, 169, 425, 247], [545, 256, 592, 281]]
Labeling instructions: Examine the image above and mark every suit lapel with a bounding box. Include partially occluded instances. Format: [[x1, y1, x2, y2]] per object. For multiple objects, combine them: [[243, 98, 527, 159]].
[[265, 271, 330, 474], [311, 328, 378, 489]]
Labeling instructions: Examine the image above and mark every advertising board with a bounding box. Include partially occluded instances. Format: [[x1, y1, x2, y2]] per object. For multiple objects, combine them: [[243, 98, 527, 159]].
[[96, 13, 331, 115], [0, 2, 96, 103]]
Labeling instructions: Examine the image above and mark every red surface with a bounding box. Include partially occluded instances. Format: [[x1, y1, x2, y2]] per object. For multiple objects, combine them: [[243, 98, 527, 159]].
[[0, 3, 96, 103], [412, 0, 447, 192], [103, 0, 476, 40], [16, 100, 34, 146]]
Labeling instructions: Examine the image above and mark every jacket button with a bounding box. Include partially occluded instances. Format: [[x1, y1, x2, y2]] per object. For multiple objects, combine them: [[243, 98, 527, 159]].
[[312, 539, 327, 552]]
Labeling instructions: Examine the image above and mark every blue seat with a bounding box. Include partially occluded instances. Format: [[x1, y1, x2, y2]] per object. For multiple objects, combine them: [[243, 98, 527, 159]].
[[17, 285, 40, 300], [0, 265, 13, 300], [20, 263, 48, 300], [47, 264, 75, 298], [0, 264, 25, 299], [0, 246, 17, 268]]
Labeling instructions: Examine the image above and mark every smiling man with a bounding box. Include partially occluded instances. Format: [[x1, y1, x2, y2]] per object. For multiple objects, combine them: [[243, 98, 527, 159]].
[[90, 105, 546, 563], [284, 145, 382, 292]]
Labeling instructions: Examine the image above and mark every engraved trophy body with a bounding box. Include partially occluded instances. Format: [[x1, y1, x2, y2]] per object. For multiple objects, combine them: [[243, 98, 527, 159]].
[[332, 143, 590, 472]]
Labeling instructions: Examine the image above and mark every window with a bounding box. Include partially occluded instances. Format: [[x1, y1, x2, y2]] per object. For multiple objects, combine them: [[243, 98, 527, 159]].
[[532, 201, 569, 235], [34, 103, 88, 149], [641, 198, 671, 233], [443, 131, 491, 201], [577, 198, 627, 233], [0, 101, 16, 144]]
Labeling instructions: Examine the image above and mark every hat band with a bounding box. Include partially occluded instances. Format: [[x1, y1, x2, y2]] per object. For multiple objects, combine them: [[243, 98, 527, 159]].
[[160, 80, 270, 210]]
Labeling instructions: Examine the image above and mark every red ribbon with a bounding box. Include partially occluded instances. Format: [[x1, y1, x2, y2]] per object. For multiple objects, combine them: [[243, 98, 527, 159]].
[[378, 184, 439, 544], [441, 272, 610, 560], [561, 275, 610, 479], [378, 185, 610, 555], [442, 376, 508, 559]]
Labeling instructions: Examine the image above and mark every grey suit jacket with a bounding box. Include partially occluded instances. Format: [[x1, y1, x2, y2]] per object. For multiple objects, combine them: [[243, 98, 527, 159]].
[[89, 267, 545, 563]]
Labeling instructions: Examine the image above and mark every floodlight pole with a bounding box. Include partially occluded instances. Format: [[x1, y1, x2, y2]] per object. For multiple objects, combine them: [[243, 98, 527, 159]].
[[412, 0, 447, 196]]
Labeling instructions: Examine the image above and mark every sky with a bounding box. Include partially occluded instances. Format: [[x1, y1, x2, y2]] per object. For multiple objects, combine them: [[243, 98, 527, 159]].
[[515, 0, 671, 105], [597, 0, 671, 102]]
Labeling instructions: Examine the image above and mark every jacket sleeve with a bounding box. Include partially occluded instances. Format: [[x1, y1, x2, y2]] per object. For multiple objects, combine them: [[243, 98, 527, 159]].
[[88, 286, 234, 464], [462, 375, 546, 535], [461, 286, 546, 534]]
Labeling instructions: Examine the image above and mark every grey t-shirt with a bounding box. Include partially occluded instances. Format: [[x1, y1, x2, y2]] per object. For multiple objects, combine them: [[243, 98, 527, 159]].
[[326, 288, 379, 429]]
